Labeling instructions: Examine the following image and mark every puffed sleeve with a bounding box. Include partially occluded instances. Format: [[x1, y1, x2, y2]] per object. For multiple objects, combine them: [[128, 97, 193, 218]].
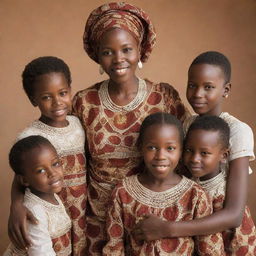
[[228, 121, 255, 162], [193, 185, 225, 255], [27, 205, 56, 256]]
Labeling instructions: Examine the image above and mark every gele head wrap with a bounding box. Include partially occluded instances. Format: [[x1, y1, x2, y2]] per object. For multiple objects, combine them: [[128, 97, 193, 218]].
[[83, 2, 156, 63]]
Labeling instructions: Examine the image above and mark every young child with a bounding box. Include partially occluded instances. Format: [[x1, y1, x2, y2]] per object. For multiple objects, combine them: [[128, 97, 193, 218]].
[[133, 51, 255, 242], [103, 112, 225, 255], [4, 135, 71, 256], [8, 56, 86, 255], [184, 115, 256, 255]]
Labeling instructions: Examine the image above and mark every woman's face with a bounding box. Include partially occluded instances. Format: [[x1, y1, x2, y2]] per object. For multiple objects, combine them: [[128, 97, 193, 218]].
[[98, 28, 140, 83]]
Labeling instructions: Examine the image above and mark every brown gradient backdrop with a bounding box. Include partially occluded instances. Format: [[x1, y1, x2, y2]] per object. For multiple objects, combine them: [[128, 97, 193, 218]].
[[1, 0, 255, 253]]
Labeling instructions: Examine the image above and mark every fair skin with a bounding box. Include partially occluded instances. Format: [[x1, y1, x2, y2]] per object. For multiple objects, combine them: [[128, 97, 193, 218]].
[[138, 124, 182, 192], [8, 72, 72, 249], [134, 63, 249, 240]]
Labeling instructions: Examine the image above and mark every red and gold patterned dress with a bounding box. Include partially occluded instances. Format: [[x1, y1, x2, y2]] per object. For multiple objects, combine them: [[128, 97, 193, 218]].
[[17, 115, 87, 255], [72, 79, 189, 254], [198, 170, 256, 255], [103, 175, 225, 255]]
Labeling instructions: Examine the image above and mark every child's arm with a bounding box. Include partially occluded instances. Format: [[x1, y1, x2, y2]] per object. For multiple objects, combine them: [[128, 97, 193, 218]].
[[8, 175, 38, 249], [102, 186, 125, 256], [134, 156, 249, 240]]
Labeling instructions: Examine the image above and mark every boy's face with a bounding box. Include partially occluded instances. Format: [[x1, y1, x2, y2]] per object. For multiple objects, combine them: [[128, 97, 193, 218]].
[[20, 144, 63, 202], [186, 64, 229, 116], [183, 129, 228, 180], [31, 72, 72, 128]]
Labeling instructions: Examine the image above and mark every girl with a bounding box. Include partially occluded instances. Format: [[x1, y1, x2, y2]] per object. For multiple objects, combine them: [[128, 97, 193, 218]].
[[72, 2, 189, 254], [134, 51, 255, 244], [4, 135, 71, 256], [103, 112, 225, 255], [183, 115, 256, 255], [8, 56, 86, 255]]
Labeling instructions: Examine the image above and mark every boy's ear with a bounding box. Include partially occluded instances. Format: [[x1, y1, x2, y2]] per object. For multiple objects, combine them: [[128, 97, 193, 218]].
[[17, 174, 29, 187], [220, 148, 229, 164], [223, 82, 231, 98]]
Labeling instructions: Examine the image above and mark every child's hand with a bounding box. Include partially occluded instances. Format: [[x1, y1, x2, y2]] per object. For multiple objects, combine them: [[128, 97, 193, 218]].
[[8, 202, 38, 249], [132, 214, 169, 241]]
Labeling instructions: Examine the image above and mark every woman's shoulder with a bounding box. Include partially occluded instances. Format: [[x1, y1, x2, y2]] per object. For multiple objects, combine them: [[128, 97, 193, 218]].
[[147, 79, 180, 98], [74, 81, 104, 97]]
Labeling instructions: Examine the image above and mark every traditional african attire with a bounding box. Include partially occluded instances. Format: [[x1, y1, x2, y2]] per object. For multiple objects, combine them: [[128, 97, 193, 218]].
[[73, 79, 189, 254], [103, 175, 225, 255], [78, 2, 189, 254], [197, 170, 256, 255], [83, 2, 156, 64], [17, 115, 87, 255], [4, 189, 71, 256]]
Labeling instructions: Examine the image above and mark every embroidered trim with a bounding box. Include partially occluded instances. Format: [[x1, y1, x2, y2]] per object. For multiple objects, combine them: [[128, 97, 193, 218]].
[[123, 175, 194, 208]]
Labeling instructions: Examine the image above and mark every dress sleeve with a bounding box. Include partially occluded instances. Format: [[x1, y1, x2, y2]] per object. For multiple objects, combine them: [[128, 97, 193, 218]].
[[103, 186, 125, 256], [193, 186, 225, 255], [160, 82, 191, 123], [27, 205, 56, 256], [229, 121, 255, 162]]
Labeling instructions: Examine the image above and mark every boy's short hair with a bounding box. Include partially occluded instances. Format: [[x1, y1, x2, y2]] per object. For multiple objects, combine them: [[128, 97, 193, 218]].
[[22, 56, 72, 103], [9, 135, 55, 175], [187, 115, 230, 149], [137, 112, 184, 148], [189, 51, 231, 83]]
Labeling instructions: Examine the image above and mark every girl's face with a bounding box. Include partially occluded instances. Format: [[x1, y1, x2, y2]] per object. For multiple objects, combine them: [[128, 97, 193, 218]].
[[98, 28, 140, 84], [31, 72, 72, 128], [141, 124, 182, 181], [21, 144, 63, 203], [183, 129, 228, 180], [186, 64, 230, 116]]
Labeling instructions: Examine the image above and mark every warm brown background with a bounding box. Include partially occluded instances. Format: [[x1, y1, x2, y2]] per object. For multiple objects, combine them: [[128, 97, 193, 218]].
[[1, 0, 255, 253]]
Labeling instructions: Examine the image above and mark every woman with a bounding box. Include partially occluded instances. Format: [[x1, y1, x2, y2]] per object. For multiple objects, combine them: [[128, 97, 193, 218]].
[[72, 2, 189, 254], [8, 2, 189, 255]]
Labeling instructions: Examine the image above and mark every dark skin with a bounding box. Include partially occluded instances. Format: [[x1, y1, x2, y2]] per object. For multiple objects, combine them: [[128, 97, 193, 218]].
[[133, 64, 249, 240], [8, 28, 146, 249]]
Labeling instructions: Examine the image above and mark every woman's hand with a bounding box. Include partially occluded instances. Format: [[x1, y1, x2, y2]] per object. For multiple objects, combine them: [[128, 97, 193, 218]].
[[132, 214, 170, 241], [8, 202, 38, 250]]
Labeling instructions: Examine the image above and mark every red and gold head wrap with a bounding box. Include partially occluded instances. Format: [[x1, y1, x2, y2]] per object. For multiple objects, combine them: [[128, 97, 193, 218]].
[[83, 2, 156, 63]]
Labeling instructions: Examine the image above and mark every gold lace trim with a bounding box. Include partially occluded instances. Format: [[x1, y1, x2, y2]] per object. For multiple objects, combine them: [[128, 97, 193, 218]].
[[123, 175, 194, 208]]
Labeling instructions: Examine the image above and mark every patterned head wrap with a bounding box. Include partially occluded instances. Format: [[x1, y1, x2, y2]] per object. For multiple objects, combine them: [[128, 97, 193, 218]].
[[83, 2, 156, 63]]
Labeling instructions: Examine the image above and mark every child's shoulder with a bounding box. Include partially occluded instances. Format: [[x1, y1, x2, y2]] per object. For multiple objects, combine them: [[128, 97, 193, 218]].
[[220, 112, 253, 131]]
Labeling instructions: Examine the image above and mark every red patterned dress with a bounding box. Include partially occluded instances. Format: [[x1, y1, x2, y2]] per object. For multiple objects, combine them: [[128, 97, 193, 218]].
[[72, 79, 189, 254], [198, 170, 256, 255], [17, 115, 87, 255], [103, 175, 225, 255]]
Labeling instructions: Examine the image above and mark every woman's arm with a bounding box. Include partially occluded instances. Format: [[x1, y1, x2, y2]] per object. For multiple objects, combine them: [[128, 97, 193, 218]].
[[134, 157, 248, 240], [8, 175, 38, 249]]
